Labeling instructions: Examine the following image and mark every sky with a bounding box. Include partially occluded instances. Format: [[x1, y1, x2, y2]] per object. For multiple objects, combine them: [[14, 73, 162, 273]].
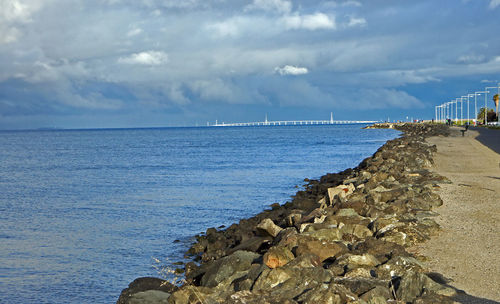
[[1, 0, 500, 129]]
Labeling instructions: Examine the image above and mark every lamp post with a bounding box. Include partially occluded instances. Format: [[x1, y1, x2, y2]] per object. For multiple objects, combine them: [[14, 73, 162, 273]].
[[473, 91, 487, 124], [440, 104, 445, 123], [467, 93, 475, 124], [455, 98, 460, 122], [485, 86, 500, 125], [460, 96, 466, 124]]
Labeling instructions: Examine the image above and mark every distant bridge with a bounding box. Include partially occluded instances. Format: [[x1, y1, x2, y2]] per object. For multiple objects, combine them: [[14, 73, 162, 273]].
[[211, 113, 378, 127]]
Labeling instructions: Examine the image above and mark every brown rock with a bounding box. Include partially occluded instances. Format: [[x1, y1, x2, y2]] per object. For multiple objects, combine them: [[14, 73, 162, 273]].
[[263, 246, 295, 268], [295, 237, 347, 262]]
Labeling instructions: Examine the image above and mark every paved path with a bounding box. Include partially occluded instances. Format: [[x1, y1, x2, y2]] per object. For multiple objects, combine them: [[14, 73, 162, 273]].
[[411, 127, 500, 302], [470, 126, 500, 155]]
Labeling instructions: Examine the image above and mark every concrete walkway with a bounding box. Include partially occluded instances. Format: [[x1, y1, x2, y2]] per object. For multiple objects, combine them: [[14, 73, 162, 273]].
[[411, 127, 500, 302]]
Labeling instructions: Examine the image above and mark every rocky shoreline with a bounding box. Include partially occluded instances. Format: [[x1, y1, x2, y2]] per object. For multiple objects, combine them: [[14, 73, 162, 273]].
[[118, 123, 458, 304]]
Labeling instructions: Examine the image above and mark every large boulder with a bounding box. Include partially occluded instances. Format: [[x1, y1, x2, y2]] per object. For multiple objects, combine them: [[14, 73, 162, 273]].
[[117, 277, 178, 304], [128, 290, 170, 304], [263, 246, 295, 268], [295, 237, 347, 262], [200, 250, 260, 288]]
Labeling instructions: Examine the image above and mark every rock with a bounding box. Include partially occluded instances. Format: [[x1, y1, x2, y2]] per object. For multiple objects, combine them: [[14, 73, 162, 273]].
[[233, 264, 267, 291], [337, 253, 381, 268], [295, 237, 347, 262], [344, 267, 374, 278], [273, 227, 297, 245], [304, 228, 343, 242], [117, 277, 178, 304], [298, 282, 357, 304], [263, 246, 295, 268], [256, 218, 283, 237], [301, 222, 338, 233], [225, 290, 299, 304], [341, 224, 373, 239], [359, 286, 392, 303], [334, 277, 390, 296], [377, 255, 424, 279], [228, 236, 272, 254], [168, 285, 220, 304], [396, 270, 427, 302], [336, 208, 360, 217], [201, 250, 260, 288], [395, 270, 455, 303], [328, 184, 355, 204], [285, 253, 322, 268], [252, 268, 292, 291], [128, 290, 170, 304], [380, 231, 407, 246], [352, 238, 408, 266], [285, 212, 302, 227], [253, 265, 331, 300]]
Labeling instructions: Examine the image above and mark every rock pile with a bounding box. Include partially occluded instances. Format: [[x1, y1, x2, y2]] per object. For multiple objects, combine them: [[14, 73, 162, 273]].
[[118, 123, 456, 304]]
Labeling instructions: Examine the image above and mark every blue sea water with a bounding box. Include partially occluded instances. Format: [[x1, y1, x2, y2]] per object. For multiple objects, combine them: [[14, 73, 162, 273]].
[[0, 125, 399, 304]]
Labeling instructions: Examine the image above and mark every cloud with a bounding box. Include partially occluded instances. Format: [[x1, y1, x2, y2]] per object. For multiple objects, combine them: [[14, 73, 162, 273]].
[[0, 0, 45, 44], [206, 18, 242, 37], [347, 16, 366, 27], [457, 54, 486, 64], [127, 27, 143, 37], [275, 65, 309, 76], [283, 13, 336, 30], [342, 0, 362, 7], [357, 88, 425, 110], [489, 0, 500, 9], [118, 51, 168, 65], [245, 0, 292, 14], [2, 0, 500, 128]]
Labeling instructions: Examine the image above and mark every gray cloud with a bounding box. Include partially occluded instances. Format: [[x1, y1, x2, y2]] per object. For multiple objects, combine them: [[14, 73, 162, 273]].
[[1, 0, 500, 128]]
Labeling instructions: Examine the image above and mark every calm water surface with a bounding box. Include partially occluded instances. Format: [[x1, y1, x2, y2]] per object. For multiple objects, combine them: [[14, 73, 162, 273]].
[[0, 125, 399, 303]]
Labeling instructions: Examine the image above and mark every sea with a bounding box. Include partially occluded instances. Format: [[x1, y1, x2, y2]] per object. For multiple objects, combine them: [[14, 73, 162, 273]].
[[0, 124, 399, 304]]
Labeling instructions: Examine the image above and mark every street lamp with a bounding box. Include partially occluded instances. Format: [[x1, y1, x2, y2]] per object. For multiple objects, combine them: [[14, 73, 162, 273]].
[[460, 96, 467, 124], [467, 93, 475, 124], [485, 86, 500, 125], [473, 91, 487, 124], [441, 103, 446, 123]]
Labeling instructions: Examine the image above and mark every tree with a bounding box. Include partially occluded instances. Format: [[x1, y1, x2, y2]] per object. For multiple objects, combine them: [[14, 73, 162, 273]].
[[494, 94, 499, 119], [477, 107, 498, 124]]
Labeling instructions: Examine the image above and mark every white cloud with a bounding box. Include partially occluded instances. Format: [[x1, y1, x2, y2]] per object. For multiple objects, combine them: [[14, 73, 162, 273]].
[[127, 28, 143, 37], [347, 16, 366, 27], [489, 0, 500, 9], [118, 51, 168, 65], [343, 0, 362, 7], [0, 0, 46, 44], [283, 13, 336, 30], [275, 65, 309, 75], [1, 0, 35, 22], [206, 18, 241, 37], [245, 0, 292, 14]]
